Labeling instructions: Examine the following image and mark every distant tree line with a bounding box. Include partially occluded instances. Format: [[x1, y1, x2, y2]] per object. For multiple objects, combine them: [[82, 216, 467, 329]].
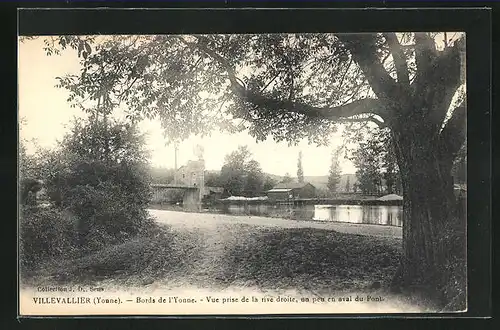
[[150, 167, 176, 184], [347, 128, 402, 196], [451, 140, 466, 184], [204, 146, 278, 197], [149, 145, 283, 198]]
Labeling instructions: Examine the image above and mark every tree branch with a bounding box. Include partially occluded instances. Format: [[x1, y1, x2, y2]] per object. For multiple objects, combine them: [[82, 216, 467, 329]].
[[118, 76, 139, 100], [338, 58, 353, 91], [243, 92, 386, 122], [439, 103, 466, 158], [260, 71, 281, 93], [413, 36, 465, 134], [336, 34, 405, 105], [339, 115, 387, 128], [180, 35, 387, 124], [383, 33, 410, 86], [178, 35, 246, 95], [412, 33, 438, 95]]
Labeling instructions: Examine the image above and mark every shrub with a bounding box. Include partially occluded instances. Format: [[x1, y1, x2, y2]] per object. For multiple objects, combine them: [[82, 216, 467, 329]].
[[64, 178, 155, 253], [20, 116, 157, 269], [48, 117, 154, 254], [19, 205, 78, 271]]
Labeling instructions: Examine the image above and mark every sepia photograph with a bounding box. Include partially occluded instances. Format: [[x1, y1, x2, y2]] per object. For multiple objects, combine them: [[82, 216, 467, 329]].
[[18, 29, 467, 315]]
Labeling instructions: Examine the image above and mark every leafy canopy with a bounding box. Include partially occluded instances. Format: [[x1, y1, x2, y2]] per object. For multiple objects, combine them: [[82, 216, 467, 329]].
[[34, 32, 465, 159], [37, 34, 383, 144], [220, 145, 265, 196]]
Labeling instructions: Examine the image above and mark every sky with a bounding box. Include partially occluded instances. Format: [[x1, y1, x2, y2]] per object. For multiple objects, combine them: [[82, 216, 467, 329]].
[[18, 37, 358, 177]]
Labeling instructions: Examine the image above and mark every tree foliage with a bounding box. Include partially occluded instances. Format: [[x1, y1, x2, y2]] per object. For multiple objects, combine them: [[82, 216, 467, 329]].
[[19, 122, 59, 205], [38, 33, 465, 153], [263, 176, 278, 191], [245, 159, 265, 196], [150, 167, 176, 184], [204, 171, 223, 187], [345, 175, 351, 193], [327, 149, 342, 193], [219, 145, 264, 196], [64, 115, 150, 164], [281, 172, 293, 184], [297, 151, 304, 183], [348, 127, 401, 195]]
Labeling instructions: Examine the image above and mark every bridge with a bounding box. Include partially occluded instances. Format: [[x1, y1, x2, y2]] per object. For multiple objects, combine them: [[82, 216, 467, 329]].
[[153, 184, 199, 189], [151, 183, 202, 211]]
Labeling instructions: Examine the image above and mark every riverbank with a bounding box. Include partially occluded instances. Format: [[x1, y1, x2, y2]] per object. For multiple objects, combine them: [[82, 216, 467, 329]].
[[24, 222, 402, 294], [148, 206, 403, 238], [21, 213, 437, 314], [217, 195, 404, 206]]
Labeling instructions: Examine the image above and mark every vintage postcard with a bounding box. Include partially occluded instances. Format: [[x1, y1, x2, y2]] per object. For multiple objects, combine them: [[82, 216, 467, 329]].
[[18, 16, 468, 316]]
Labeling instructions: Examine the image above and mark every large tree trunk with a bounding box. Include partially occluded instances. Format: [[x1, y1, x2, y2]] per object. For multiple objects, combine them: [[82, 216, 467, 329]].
[[390, 116, 467, 311], [332, 32, 466, 310]]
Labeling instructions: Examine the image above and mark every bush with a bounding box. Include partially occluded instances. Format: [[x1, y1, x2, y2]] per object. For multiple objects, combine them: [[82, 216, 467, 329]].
[[19, 206, 78, 271], [65, 178, 155, 253], [49, 123, 153, 252], [20, 116, 157, 270]]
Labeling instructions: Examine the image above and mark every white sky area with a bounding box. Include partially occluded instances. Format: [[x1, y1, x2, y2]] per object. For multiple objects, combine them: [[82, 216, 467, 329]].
[[18, 33, 463, 177], [18, 37, 356, 176]]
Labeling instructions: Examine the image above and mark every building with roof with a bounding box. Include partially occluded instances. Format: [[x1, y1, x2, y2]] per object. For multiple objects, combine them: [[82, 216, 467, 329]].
[[266, 182, 317, 201], [164, 159, 225, 208], [174, 160, 205, 188]]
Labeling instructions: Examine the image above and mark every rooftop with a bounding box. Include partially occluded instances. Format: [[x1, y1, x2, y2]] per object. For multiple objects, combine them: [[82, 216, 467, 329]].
[[267, 188, 292, 193], [272, 182, 314, 190]]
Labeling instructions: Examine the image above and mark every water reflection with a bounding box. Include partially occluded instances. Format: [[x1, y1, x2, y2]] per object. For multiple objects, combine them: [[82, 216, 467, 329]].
[[220, 203, 403, 227], [313, 205, 403, 227]]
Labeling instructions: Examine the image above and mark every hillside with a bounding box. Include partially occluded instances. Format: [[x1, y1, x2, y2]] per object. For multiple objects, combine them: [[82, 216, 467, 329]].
[[263, 173, 358, 192], [304, 174, 357, 191], [151, 166, 358, 192]]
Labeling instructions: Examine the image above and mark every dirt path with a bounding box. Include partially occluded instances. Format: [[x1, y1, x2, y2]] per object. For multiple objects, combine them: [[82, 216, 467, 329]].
[[148, 209, 402, 238], [185, 225, 239, 281]]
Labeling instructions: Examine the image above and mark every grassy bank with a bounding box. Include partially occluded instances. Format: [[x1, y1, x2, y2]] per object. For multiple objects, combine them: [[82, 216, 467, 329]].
[[21, 226, 196, 287], [23, 222, 402, 295], [216, 227, 401, 293]]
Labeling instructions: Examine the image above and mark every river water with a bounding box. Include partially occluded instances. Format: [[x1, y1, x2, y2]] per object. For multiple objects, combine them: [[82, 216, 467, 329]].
[[219, 203, 403, 227], [312, 205, 403, 227]]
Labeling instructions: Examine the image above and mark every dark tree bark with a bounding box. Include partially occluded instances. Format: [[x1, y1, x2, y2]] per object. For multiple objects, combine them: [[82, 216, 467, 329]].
[[390, 112, 466, 309]]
